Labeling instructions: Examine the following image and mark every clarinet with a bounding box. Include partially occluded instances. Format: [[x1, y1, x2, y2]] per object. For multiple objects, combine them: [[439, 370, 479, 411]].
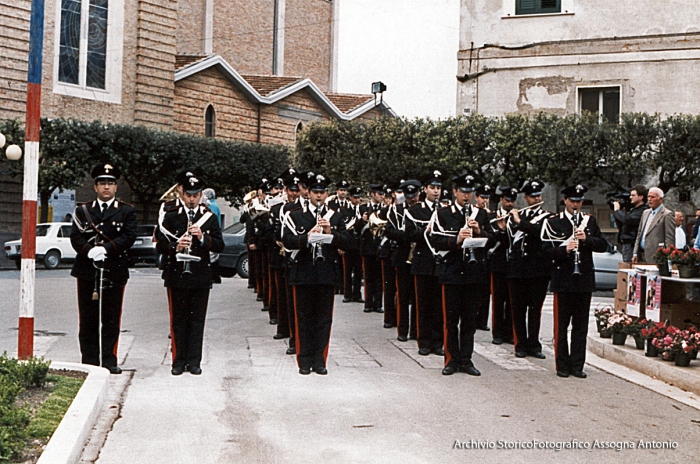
[[572, 208, 582, 276], [465, 206, 477, 264], [182, 214, 194, 274], [313, 206, 325, 263]]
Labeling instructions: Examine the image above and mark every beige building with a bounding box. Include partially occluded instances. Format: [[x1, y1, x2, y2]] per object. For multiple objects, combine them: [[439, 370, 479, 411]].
[[457, 0, 700, 119], [0, 0, 392, 232]]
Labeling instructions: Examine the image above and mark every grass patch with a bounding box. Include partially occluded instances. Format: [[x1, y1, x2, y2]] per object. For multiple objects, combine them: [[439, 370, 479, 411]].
[[26, 375, 83, 439]]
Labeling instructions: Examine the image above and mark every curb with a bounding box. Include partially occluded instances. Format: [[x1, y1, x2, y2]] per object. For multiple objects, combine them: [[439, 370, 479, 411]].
[[36, 362, 110, 464], [587, 335, 700, 396]]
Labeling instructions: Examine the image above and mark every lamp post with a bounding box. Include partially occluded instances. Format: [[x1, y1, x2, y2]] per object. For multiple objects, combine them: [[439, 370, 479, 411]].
[[371, 81, 387, 115]]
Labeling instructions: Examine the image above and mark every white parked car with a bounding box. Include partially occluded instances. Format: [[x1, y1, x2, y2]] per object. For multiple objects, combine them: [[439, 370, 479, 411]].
[[4, 222, 76, 269]]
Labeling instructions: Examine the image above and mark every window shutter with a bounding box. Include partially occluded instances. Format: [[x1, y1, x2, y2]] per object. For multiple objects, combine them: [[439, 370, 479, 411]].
[[516, 0, 537, 14], [540, 0, 560, 12], [516, 0, 561, 15]]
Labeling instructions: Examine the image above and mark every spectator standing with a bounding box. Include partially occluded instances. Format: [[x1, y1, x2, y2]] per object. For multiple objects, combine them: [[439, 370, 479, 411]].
[[675, 211, 688, 249], [612, 185, 649, 262], [632, 187, 676, 263]]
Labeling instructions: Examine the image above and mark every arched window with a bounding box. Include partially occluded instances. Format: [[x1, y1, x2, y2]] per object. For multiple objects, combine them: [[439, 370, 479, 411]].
[[295, 121, 303, 141], [205, 105, 216, 137]]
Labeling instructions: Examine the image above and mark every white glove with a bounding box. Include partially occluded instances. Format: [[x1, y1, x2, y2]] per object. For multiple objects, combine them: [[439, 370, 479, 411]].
[[88, 246, 107, 262]]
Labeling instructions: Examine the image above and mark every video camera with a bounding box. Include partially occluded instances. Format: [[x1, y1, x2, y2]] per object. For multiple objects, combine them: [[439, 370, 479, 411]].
[[607, 191, 631, 210]]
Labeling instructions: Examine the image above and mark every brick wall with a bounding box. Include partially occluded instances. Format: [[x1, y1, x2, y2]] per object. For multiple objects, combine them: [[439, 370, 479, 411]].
[[0, 0, 30, 121], [284, 0, 333, 91], [134, 0, 178, 129], [177, 0, 206, 55]]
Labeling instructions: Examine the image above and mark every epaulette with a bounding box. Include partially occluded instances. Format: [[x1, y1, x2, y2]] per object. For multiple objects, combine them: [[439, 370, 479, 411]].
[[116, 199, 133, 208], [162, 199, 179, 212]]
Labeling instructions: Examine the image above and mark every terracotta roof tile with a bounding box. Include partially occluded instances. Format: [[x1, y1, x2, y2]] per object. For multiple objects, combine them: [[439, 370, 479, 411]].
[[325, 92, 374, 113], [175, 55, 208, 69], [240, 75, 304, 97]]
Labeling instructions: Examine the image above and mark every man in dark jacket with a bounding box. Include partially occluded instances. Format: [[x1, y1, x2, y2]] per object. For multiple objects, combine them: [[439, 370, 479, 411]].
[[71, 163, 137, 374], [357, 184, 386, 313], [156, 171, 224, 376], [541, 184, 607, 379], [430, 173, 493, 376], [612, 185, 648, 262], [283, 174, 350, 375]]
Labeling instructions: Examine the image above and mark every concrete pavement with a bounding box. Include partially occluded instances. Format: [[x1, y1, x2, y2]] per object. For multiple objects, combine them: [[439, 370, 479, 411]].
[[1, 269, 700, 463]]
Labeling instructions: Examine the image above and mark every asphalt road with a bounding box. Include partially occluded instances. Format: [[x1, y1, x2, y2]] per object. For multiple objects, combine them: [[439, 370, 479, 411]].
[[1, 269, 699, 463]]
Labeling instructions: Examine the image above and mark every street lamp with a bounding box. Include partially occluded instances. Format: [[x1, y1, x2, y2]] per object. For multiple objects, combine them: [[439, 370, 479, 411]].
[[372, 81, 386, 106], [0, 132, 22, 160]]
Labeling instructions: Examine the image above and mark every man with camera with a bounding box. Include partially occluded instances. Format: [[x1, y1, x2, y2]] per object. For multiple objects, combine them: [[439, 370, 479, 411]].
[[612, 185, 649, 262]]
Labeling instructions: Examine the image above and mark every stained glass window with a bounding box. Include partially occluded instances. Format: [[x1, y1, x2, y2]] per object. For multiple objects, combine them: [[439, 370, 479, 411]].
[[58, 0, 81, 84], [58, 0, 108, 89], [87, 0, 108, 89]]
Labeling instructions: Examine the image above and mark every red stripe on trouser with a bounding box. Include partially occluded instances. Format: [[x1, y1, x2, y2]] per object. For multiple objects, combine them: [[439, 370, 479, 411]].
[[113, 286, 125, 359], [293, 286, 301, 367], [414, 276, 421, 343], [507, 281, 518, 351], [441, 285, 451, 367], [552, 292, 559, 362], [167, 288, 176, 361], [395, 271, 401, 334], [323, 289, 335, 363], [362, 257, 367, 303]]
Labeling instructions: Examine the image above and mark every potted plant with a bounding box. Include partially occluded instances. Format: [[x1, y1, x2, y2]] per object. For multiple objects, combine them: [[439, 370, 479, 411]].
[[594, 306, 613, 338], [625, 318, 646, 349], [652, 245, 674, 276], [641, 320, 667, 357], [668, 329, 698, 367], [606, 312, 633, 345], [668, 247, 700, 278], [653, 325, 681, 361]]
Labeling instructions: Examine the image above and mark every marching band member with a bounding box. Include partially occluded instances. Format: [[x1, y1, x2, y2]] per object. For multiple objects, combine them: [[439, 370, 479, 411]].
[[342, 186, 364, 303], [357, 184, 386, 313], [490, 186, 518, 346], [474, 184, 493, 332]]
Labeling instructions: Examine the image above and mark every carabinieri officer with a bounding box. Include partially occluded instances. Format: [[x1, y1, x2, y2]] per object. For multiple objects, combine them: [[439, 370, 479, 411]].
[[282, 174, 351, 375], [70, 163, 137, 374]]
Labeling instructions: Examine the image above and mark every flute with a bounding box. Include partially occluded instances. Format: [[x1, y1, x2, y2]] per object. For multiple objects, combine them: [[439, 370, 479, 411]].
[[488, 201, 544, 223]]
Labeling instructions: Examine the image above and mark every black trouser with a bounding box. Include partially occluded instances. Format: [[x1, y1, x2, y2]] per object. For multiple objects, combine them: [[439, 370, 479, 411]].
[[274, 268, 289, 337], [509, 277, 549, 354], [343, 250, 362, 300], [292, 284, 335, 370], [476, 284, 490, 329], [395, 264, 415, 338], [248, 247, 256, 289], [362, 255, 382, 310], [337, 255, 345, 295], [267, 253, 277, 321], [167, 287, 211, 368], [77, 278, 125, 367], [442, 284, 479, 368], [381, 259, 397, 326], [490, 272, 512, 341], [553, 292, 592, 373], [285, 275, 296, 348], [414, 274, 443, 351], [259, 251, 270, 308]]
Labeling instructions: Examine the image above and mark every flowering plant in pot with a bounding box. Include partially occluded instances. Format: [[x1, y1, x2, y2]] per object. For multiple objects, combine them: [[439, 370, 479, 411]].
[[667, 330, 699, 367], [625, 318, 646, 349], [594, 306, 613, 336], [606, 312, 633, 345], [653, 325, 681, 361], [642, 320, 667, 357], [653, 246, 675, 276], [669, 248, 700, 278]]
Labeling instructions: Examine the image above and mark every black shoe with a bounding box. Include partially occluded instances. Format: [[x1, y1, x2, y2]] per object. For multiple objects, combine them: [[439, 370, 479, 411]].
[[374, 307, 384, 313], [269, 319, 278, 325], [515, 351, 527, 358], [313, 367, 328, 375], [442, 366, 456, 375], [171, 365, 185, 376], [570, 370, 587, 379], [273, 333, 288, 340], [364, 307, 373, 313], [353, 298, 365, 303], [188, 366, 202, 375], [530, 352, 546, 359], [492, 338, 503, 345], [256, 296, 263, 302], [261, 306, 270, 312], [478, 326, 490, 331], [433, 348, 445, 356], [383, 323, 394, 329], [299, 367, 311, 375], [556, 370, 569, 378], [106, 365, 122, 375], [286, 347, 296, 355], [342, 297, 352, 303], [418, 347, 431, 356], [397, 335, 408, 342], [248, 284, 255, 289], [460, 365, 481, 376]]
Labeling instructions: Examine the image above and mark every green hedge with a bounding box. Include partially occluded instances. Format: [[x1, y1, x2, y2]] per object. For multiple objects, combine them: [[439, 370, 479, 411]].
[[295, 112, 700, 195]]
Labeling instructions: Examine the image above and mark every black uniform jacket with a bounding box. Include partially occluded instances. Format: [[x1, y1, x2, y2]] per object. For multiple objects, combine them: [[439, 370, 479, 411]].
[[487, 208, 510, 274], [267, 202, 286, 269], [541, 212, 608, 293], [506, 207, 554, 279], [376, 205, 394, 260], [282, 205, 351, 286], [356, 202, 384, 256], [327, 197, 351, 212], [70, 199, 138, 284], [383, 203, 411, 267], [156, 199, 224, 288], [430, 204, 493, 285], [405, 200, 441, 276]]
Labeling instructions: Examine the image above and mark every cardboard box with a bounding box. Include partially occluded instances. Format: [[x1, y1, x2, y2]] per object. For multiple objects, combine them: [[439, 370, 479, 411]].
[[660, 279, 688, 304], [618, 262, 651, 270], [659, 302, 700, 328], [614, 298, 626, 313], [626, 273, 646, 318], [614, 288, 626, 301]]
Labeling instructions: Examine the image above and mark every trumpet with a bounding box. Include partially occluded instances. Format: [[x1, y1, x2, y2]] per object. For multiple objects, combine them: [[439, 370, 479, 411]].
[[160, 183, 179, 202], [243, 190, 257, 204], [488, 201, 545, 223], [369, 211, 388, 237]]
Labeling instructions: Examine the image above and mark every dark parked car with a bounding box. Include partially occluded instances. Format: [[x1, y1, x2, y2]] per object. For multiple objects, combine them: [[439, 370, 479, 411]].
[[128, 225, 158, 266], [219, 223, 248, 278], [593, 243, 623, 290]]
